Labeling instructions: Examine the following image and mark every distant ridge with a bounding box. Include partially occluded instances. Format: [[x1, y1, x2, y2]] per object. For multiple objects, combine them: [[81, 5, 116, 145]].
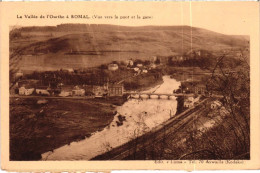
[[10, 23, 245, 36], [10, 24, 249, 71]]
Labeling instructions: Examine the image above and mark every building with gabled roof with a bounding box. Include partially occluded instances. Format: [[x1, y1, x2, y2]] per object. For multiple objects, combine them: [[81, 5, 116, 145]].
[[59, 85, 74, 97], [108, 84, 124, 96], [19, 86, 35, 96]]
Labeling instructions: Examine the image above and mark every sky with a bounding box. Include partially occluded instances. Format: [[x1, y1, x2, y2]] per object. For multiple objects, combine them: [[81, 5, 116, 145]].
[[4, 1, 259, 35]]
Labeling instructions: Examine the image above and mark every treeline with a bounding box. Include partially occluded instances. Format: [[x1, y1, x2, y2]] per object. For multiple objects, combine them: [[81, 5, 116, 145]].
[[168, 58, 216, 69], [167, 56, 243, 70], [124, 69, 163, 90], [24, 70, 109, 87]]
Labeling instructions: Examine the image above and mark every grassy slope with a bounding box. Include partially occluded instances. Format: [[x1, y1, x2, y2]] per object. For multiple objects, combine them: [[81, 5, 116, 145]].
[[9, 97, 119, 160], [10, 25, 249, 72]]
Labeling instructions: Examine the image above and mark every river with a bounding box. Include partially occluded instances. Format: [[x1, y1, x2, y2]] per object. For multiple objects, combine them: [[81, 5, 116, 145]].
[[41, 76, 181, 160]]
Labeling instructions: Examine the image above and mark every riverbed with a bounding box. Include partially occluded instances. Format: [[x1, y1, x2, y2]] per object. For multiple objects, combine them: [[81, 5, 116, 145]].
[[41, 76, 181, 160]]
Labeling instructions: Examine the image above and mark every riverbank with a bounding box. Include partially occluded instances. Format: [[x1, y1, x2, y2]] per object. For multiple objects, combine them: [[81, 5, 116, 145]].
[[9, 97, 124, 160], [41, 76, 181, 160]]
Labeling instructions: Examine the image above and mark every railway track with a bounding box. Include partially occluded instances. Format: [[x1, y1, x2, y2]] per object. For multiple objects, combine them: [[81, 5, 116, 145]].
[[91, 98, 209, 160]]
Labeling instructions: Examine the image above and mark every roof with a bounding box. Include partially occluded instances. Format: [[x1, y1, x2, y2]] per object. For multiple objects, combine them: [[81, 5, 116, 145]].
[[108, 84, 124, 88], [108, 64, 118, 67], [93, 85, 106, 89], [18, 80, 39, 87], [20, 85, 35, 89], [36, 86, 49, 90]]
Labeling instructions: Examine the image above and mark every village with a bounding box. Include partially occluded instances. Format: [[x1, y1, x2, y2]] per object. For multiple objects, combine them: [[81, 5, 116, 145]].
[[11, 50, 211, 97], [10, 49, 227, 111]]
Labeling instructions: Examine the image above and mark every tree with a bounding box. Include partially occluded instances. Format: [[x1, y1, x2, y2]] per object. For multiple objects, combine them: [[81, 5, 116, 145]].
[[204, 52, 250, 159]]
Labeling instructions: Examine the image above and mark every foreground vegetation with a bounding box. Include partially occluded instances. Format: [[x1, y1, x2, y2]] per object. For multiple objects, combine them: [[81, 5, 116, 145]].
[[9, 97, 126, 160], [122, 54, 250, 160]]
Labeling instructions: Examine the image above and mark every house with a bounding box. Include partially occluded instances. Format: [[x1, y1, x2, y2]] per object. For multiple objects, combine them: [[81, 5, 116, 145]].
[[142, 69, 148, 73], [108, 84, 124, 96], [36, 86, 51, 96], [19, 86, 34, 96], [17, 79, 39, 88], [66, 68, 74, 73], [170, 56, 184, 62], [59, 86, 74, 97], [126, 59, 134, 66], [136, 63, 143, 68], [108, 64, 119, 71], [133, 67, 140, 72], [195, 50, 201, 56], [150, 64, 157, 69], [15, 72, 23, 79], [156, 56, 168, 65], [211, 100, 222, 109], [184, 96, 200, 108], [72, 85, 85, 96], [184, 100, 194, 108], [92, 85, 108, 97]]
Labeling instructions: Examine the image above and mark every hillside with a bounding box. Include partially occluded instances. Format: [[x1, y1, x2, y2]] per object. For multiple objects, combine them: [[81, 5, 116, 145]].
[[10, 24, 249, 72]]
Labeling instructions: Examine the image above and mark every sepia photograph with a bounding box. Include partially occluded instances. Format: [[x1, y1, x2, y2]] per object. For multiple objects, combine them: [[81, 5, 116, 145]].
[[9, 22, 250, 161], [1, 1, 260, 171]]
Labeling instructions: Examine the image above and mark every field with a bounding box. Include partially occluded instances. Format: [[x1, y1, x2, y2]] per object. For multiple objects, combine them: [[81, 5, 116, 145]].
[[9, 97, 125, 160]]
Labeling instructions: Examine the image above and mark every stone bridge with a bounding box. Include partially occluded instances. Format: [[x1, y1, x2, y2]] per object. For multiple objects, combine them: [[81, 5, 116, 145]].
[[126, 92, 194, 100]]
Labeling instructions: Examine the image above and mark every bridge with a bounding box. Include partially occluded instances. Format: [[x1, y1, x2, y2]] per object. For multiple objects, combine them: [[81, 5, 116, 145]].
[[125, 92, 195, 100]]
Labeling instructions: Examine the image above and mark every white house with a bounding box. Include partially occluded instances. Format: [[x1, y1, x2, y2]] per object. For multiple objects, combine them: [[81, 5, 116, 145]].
[[126, 59, 134, 66], [66, 68, 74, 73], [19, 87, 34, 96], [108, 64, 119, 71], [136, 63, 143, 68], [142, 69, 148, 73], [72, 86, 85, 96], [15, 72, 23, 79], [133, 67, 139, 72], [59, 91, 71, 97], [150, 64, 157, 69], [36, 86, 51, 96]]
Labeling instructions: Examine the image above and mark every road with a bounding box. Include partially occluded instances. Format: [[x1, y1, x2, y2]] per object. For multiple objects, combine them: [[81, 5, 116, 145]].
[[91, 98, 209, 160], [10, 95, 95, 100], [10, 92, 206, 99]]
